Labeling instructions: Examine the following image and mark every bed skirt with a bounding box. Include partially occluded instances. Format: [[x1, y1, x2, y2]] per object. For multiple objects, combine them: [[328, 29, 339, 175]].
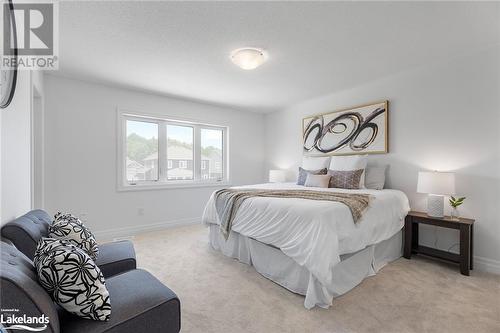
[[209, 224, 403, 309]]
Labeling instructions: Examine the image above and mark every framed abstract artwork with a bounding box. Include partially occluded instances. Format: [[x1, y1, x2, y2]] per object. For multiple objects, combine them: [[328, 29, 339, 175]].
[[302, 100, 388, 156]]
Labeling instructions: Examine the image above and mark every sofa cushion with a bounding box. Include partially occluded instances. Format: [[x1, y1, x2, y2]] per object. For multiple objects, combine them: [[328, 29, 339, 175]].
[[96, 241, 136, 278], [48, 219, 99, 260], [60, 269, 181, 333], [1, 209, 51, 259], [0, 240, 60, 333], [34, 238, 111, 321]]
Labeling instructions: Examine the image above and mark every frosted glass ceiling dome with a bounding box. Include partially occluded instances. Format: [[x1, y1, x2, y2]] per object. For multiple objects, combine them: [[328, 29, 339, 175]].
[[230, 47, 267, 70]]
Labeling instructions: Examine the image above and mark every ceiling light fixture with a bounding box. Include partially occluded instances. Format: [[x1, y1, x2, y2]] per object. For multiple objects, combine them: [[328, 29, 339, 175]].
[[230, 47, 267, 70]]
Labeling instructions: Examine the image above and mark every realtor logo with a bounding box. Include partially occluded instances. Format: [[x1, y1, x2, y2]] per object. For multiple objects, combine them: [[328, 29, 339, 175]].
[[2, 0, 59, 70], [0, 308, 50, 332]]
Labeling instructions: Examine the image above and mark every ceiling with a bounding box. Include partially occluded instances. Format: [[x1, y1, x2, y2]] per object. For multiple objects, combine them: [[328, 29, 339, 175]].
[[56, 1, 499, 112]]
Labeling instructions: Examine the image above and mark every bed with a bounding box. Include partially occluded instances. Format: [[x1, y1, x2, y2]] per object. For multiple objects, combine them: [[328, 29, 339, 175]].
[[202, 182, 410, 309]]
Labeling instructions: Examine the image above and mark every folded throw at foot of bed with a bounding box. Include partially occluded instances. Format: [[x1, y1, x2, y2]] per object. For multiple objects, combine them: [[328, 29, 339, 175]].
[[214, 189, 372, 239]]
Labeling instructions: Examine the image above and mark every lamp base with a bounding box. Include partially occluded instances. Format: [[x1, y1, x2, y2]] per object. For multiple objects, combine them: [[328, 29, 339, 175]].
[[427, 194, 444, 217]]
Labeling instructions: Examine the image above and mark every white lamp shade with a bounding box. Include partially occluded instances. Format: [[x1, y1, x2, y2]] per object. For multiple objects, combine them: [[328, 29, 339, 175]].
[[269, 170, 286, 183], [417, 171, 455, 195]]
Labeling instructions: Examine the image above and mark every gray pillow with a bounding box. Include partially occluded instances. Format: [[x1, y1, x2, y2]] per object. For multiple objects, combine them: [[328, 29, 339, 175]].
[[328, 169, 364, 189], [304, 174, 331, 188], [365, 165, 387, 190], [297, 167, 327, 185]]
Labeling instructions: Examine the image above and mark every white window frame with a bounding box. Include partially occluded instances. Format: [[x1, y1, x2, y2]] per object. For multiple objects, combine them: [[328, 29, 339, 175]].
[[117, 109, 230, 191]]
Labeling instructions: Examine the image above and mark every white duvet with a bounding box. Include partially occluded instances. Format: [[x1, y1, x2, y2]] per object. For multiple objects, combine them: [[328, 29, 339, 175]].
[[202, 183, 410, 290]]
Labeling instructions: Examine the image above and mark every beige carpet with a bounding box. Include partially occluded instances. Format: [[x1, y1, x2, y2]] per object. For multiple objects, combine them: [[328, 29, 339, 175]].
[[133, 224, 500, 333]]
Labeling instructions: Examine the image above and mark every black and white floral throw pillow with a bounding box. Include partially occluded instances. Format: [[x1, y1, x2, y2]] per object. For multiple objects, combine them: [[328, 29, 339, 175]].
[[54, 211, 82, 224], [49, 212, 99, 260], [34, 238, 111, 321]]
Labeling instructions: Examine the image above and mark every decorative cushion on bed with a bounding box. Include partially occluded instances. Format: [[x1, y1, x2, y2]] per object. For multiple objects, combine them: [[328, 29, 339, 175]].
[[365, 165, 387, 190], [304, 174, 331, 188], [301, 156, 331, 170], [48, 215, 99, 261], [328, 155, 368, 188], [327, 169, 364, 189], [297, 167, 327, 186], [34, 238, 111, 321]]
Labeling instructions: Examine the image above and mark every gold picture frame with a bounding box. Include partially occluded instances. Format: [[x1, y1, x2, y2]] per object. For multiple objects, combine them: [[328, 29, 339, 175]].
[[302, 100, 388, 156]]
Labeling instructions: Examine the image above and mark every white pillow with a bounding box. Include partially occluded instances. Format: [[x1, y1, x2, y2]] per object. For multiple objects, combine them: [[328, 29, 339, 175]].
[[304, 174, 331, 188], [365, 165, 387, 190], [329, 155, 368, 188], [302, 156, 331, 170]]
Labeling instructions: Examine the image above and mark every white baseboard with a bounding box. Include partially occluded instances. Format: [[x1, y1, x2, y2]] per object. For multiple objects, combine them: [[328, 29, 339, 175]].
[[94, 216, 201, 242], [474, 255, 500, 275]]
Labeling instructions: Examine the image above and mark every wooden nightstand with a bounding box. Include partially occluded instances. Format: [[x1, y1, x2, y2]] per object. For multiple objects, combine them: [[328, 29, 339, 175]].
[[404, 211, 475, 276]]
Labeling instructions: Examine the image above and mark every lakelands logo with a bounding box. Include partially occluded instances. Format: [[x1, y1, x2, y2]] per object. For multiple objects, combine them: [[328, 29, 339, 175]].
[[0, 310, 49, 332], [2, 0, 59, 70]]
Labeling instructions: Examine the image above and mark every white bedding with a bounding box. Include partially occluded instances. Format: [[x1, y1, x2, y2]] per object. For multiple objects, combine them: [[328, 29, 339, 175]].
[[202, 182, 410, 292]]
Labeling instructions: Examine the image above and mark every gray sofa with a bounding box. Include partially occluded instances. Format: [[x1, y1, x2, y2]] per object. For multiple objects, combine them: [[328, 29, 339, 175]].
[[0, 210, 181, 333], [1, 210, 136, 278]]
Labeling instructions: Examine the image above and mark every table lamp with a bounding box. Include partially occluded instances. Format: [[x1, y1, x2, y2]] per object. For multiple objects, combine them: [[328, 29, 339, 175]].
[[417, 171, 455, 217]]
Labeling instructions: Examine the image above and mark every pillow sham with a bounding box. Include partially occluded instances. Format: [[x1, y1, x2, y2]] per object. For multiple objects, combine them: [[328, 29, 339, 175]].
[[297, 167, 327, 186], [48, 218, 99, 261], [302, 156, 331, 170], [304, 174, 331, 188], [329, 155, 368, 188], [34, 238, 111, 321], [328, 169, 364, 189], [365, 165, 387, 190]]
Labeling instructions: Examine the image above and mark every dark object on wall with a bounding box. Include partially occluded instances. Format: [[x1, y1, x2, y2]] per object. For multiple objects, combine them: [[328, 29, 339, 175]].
[[302, 100, 388, 155], [0, 0, 18, 109]]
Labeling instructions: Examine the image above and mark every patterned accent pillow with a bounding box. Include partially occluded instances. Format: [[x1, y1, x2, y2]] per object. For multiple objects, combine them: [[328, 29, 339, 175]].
[[297, 167, 327, 186], [54, 211, 82, 224], [328, 169, 364, 189], [34, 238, 111, 321], [49, 217, 99, 261]]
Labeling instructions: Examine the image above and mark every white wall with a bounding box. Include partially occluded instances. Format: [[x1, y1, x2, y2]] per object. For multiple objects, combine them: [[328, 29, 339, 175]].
[[264, 46, 500, 272], [43, 75, 266, 239], [1, 71, 44, 224]]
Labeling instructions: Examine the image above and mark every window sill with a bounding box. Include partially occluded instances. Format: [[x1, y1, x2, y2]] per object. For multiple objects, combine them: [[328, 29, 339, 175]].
[[117, 181, 232, 192]]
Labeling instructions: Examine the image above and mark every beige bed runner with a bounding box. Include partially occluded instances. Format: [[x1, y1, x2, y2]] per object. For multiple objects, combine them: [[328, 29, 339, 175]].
[[214, 189, 372, 239]]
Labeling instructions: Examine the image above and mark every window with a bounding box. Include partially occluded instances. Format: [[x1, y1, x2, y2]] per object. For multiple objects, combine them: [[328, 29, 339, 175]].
[[167, 125, 193, 179], [120, 112, 228, 189], [126, 120, 159, 182], [201, 128, 224, 181]]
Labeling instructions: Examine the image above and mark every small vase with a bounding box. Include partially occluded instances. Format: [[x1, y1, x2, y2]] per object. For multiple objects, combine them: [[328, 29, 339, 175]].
[[450, 207, 460, 220]]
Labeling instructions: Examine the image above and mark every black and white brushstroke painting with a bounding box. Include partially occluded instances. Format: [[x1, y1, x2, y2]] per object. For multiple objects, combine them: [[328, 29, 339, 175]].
[[302, 101, 388, 155]]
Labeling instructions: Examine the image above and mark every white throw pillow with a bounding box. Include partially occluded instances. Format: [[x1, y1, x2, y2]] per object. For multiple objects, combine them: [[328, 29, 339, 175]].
[[302, 156, 331, 170], [34, 238, 111, 321], [304, 174, 331, 188], [365, 165, 387, 190], [48, 216, 99, 261], [329, 155, 368, 188]]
